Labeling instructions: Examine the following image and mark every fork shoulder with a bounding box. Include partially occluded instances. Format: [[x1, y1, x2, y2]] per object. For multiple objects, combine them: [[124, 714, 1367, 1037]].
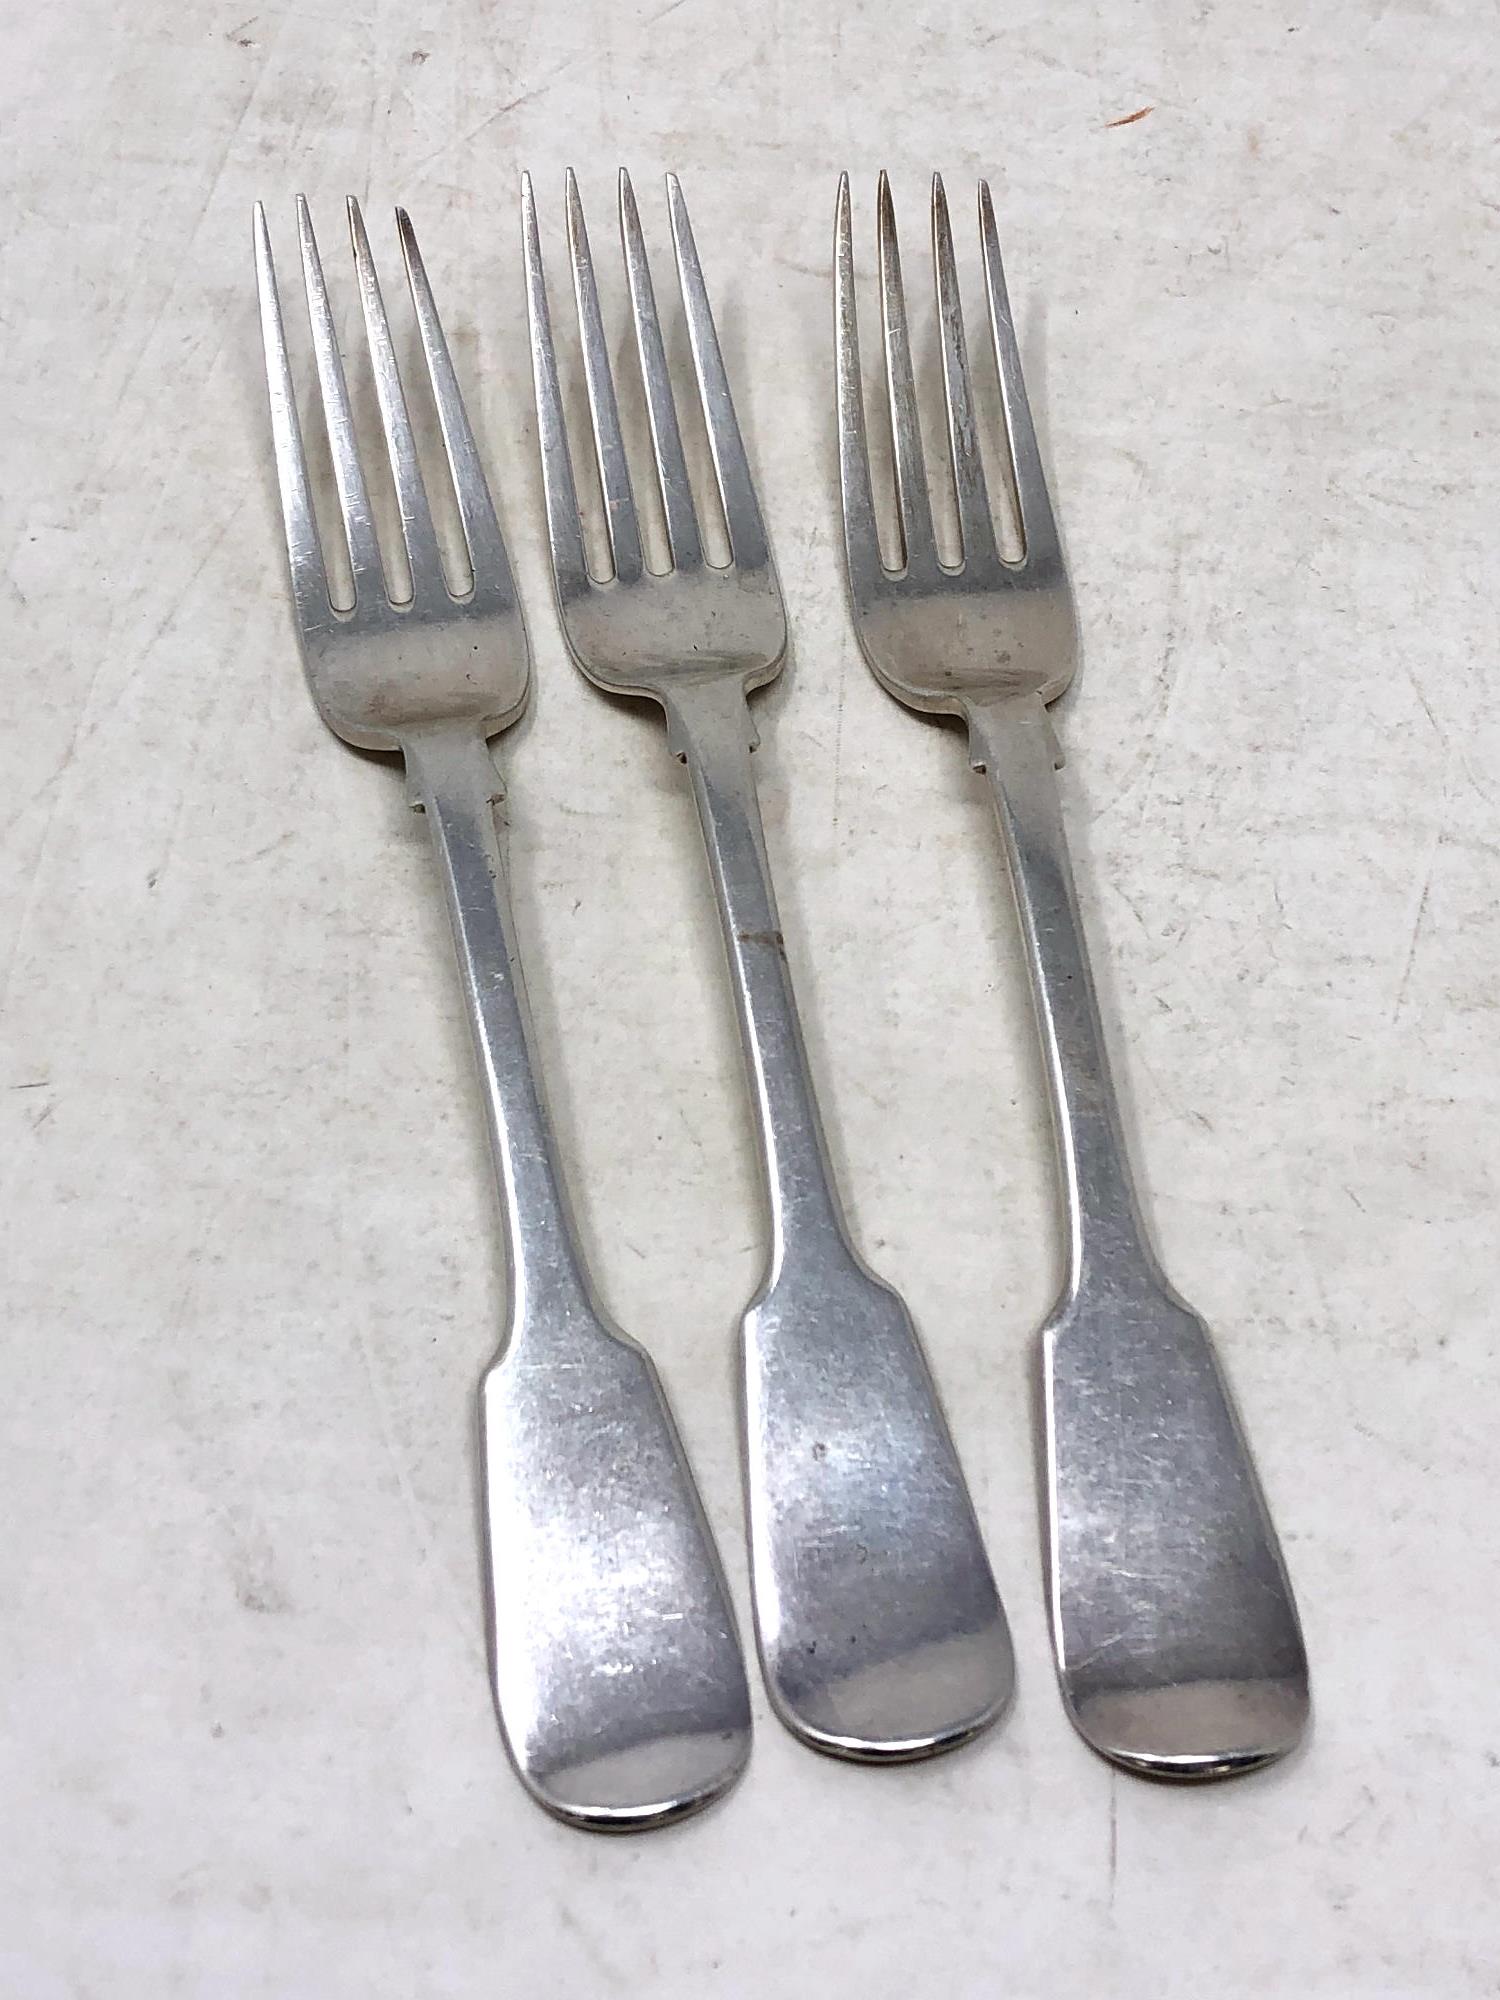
[[850, 572, 1078, 721], [557, 570, 785, 709]]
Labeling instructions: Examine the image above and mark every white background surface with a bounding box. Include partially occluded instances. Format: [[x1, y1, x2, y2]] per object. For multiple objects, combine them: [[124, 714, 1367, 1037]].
[[3, 1, 1498, 1993]]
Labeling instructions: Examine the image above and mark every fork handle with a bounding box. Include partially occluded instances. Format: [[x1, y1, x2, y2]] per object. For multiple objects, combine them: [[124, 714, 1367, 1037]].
[[662, 679, 852, 1271], [966, 694, 1160, 1303], [402, 723, 597, 1330], [400, 720, 751, 1829], [666, 680, 1012, 1758], [968, 696, 1309, 1778]]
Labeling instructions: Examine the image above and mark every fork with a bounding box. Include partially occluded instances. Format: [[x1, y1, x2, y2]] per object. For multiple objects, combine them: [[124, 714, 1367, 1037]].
[[523, 169, 1014, 1760], [253, 197, 751, 1830], [836, 172, 1310, 1779]]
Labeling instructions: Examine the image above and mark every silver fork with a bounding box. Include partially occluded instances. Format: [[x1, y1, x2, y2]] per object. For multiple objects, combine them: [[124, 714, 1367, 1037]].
[[836, 172, 1310, 1779], [523, 169, 1014, 1761], [253, 197, 750, 1831]]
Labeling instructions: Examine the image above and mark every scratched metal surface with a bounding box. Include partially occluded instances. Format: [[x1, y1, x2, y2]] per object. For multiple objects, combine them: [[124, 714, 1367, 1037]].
[[2, 1, 1497, 1992]]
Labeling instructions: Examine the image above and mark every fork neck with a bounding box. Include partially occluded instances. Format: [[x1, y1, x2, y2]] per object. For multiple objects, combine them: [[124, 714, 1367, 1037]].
[[662, 678, 853, 1282], [966, 694, 1164, 1307], [401, 722, 598, 1341]]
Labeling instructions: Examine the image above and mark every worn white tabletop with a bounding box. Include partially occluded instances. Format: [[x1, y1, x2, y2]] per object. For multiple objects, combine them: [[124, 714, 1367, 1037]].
[[3, 1, 1497, 1992]]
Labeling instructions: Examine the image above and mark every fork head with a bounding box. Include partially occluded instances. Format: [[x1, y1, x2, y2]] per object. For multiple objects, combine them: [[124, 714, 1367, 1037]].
[[255, 197, 528, 752], [522, 170, 785, 705], [836, 173, 1078, 721]]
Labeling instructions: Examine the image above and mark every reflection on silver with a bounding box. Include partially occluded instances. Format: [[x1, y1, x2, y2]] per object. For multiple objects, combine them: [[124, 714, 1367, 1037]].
[[254, 197, 750, 1830], [835, 172, 1309, 1779], [524, 169, 1014, 1760]]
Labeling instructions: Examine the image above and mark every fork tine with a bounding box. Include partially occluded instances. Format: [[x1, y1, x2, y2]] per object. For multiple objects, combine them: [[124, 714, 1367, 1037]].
[[566, 170, 643, 585], [295, 196, 382, 605], [255, 204, 332, 625], [876, 173, 936, 574], [834, 174, 883, 594], [395, 207, 515, 611], [665, 174, 768, 573], [347, 196, 448, 602], [978, 179, 1058, 564], [932, 174, 997, 571], [521, 172, 591, 599], [618, 168, 702, 572]]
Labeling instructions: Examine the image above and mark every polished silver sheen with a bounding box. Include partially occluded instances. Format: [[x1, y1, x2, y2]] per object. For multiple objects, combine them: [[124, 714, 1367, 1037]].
[[254, 197, 750, 1830], [524, 170, 1014, 1760], [835, 173, 1310, 1779]]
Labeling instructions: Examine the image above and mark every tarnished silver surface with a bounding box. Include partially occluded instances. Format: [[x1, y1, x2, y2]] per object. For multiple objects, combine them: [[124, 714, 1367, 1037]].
[[835, 172, 1309, 1779], [254, 197, 750, 1830], [524, 169, 1013, 1760]]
